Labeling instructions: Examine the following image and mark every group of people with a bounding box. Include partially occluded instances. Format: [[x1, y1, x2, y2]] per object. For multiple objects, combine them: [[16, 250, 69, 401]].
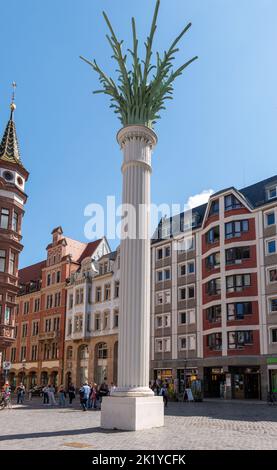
[[41, 379, 116, 410], [151, 382, 169, 407]]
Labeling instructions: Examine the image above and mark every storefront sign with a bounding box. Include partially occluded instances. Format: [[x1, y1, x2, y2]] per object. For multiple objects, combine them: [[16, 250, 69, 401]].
[[267, 357, 277, 365]]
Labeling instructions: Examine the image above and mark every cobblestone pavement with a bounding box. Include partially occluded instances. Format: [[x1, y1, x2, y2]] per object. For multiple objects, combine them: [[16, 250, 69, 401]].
[[0, 397, 277, 450]]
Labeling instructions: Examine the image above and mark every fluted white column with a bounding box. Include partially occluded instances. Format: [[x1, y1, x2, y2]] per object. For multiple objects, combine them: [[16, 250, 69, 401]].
[[114, 125, 157, 397]]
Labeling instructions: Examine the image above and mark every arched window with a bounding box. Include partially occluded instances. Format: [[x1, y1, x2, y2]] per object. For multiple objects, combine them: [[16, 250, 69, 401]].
[[79, 344, 89, 360]]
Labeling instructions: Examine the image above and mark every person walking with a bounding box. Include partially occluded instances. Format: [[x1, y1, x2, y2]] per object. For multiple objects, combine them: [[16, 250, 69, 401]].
[[42, 385, 49, 404], [16, 383, 25, 404], [160, 383, 168, 407], [90, 383, 98, 409], [79, 382, 91, 411], [98, 378, 109, 408], [48, 384, 56, 406], [58, 384, 66, 407], [109, 382, 116, 395], [68, 383, 76, 406]]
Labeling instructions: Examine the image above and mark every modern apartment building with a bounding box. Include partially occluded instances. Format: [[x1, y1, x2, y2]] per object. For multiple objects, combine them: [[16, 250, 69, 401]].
[[151, 175, 277, 400], [64, 247, 120, 388], [0, 101, 29, 379]]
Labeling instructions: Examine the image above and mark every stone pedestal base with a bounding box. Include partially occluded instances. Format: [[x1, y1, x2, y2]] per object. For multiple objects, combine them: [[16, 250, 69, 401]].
[[100, 395, 164, 431]]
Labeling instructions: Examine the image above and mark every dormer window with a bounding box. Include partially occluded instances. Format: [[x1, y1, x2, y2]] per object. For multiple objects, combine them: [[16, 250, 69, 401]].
[[267, 186, 277, 200], [224, 194, 242, 211], [209, 200, 219, 216]]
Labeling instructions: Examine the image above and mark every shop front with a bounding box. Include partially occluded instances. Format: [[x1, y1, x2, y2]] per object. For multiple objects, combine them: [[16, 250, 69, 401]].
[[154, 368, 173, 383], [267, 358, 277, 393], [177, 368, 199, 394], [229, 366, 260, 399], [204, 367, 225, 398]]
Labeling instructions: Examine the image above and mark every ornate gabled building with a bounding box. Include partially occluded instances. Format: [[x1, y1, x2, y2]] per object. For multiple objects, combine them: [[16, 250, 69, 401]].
[[0, 99, 29, 377]]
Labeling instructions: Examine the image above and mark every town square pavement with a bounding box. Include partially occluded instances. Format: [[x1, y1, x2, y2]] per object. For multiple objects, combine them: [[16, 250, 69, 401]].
[[0, 397, 276, 450]]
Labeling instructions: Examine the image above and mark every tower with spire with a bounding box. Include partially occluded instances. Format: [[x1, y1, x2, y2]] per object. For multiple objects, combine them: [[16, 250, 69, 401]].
[[0, 84, 29, 368]]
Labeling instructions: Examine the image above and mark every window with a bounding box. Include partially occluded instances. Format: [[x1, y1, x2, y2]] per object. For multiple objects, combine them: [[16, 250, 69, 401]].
[[180, 337, 187, 350], [165, 246, 171, 257], [74, 315, 83, 332], [56, 271, 61, 283], [95, 315, 101, 331], [156, 314, 170, 328], [22, 323, 28, 337], [11, 348, 16, 362], [104, 284, 111, 301], [209, 200, 219, 216], [225, 246, 250, 265], [226, 274, 251, 292], [20, 346, 27, 361], [14, 325, 18, 338], [88, 287, 92, 304], [266, 212, 275, 226], [52, 343, 58, 359], [43, 344, 50, 360], [66, 346, 73, 360], [68, 320, 72, 335], [46, 295, 53, 309], [269, 298, 277, 313], [156, 290, 171, 305], [98, 342, 108, 359], [156, 268, 171, 281], [178, 285, 195, 300], [45, 318, 51, 332], [227, 302, 252, 320], [206, 305, 221, 323], [23, 301, 29, 314], [157, 270, 163, 282], [178, 310, 195, 325], [267, 240, 276, 255], [206, 226, 220, 244], [32, 321, 39, 336], [0, 208, 9, 229], [271, 329, 277, 343], [53, 317, 60, 331], [69, 293, 73, 309], [268, 186, 277, 200], [155, 337, 171, 353], [0, 250, 6, 272], [80, 288, 84, 303], [47, 274, 51, 286], [269, 268, 277, 283], [54, 292, 61, 307], [4, 306, 11, 324], [225, 194, 242, 211], [206, 252, 220, 269], [103, 312, 109, 329], [207, 333, 222, 350], [206, 278, 221, 296], [228, 330, 253, 349], [95, 287, 102, 303], [114, 311, 119, 328], [225, 220, 249, 239], [157, 248, 163, 260], [114, 281, 120, 298], [179, 261, 195, 276], [75, 289, 80, 305], [12, 211, 18, 232], [34, 298, 40, 312], [31, 345, 38, 361]]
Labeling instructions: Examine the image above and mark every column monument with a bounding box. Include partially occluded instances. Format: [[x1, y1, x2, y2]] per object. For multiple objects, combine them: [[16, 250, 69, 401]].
[[81, 0, 197, 430]]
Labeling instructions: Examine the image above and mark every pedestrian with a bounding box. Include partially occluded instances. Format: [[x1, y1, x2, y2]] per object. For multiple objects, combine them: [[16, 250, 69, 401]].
[[58, 384, 66, 407], [90, 383, 98, 409], [28, 388, 33, 401], [48, 384, 56, 406], [79, 382, 91, 411], [98, 378, 109, 407], [16, 383, 25, 404], [42, 385, 49, 404], [160, 383, 168, 407], [88, 382, 94, 409], [68, 383, 76, 405], [109, 382, 116, 395]]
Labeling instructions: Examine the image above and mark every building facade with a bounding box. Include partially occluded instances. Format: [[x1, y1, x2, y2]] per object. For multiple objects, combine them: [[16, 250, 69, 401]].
[[151, 175, 277, 400], [0, 101, 29, 382], [64, 248, 120, 389], [5, 227, 107, 389]]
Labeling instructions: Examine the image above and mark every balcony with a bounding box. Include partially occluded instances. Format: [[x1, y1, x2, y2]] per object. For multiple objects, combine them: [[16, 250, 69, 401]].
[[0, 323, 15, 347]]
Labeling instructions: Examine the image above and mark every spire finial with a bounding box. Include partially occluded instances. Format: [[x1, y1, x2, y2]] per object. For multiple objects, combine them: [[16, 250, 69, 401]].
[[10, 81, 17, 118]]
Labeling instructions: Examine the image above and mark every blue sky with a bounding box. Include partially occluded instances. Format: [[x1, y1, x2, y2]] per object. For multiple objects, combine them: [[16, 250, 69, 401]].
[[0, 0, 276, 267]]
